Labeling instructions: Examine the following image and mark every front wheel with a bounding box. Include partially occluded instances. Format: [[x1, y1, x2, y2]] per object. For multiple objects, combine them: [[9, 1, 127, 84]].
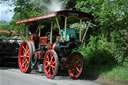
[[68, 52, 84, 79], [18, 40, 32, 73], [43, 50, 59, 79]]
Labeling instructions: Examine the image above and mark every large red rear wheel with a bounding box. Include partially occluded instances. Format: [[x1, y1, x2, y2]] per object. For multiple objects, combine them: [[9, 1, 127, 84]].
[[43, 50, 59, 79], [18, 41, 32, 73], [68, 52, 84, 78]]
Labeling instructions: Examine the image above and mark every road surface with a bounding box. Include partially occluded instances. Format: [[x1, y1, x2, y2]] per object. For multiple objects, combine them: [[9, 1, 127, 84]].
[[0, 63, 109, 85]]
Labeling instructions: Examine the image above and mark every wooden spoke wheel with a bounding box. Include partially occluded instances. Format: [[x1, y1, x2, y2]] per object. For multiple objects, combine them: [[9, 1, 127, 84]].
[[18, 41, 32, 73], [68, 52, 84, 78], [43, 50, 59, 79]]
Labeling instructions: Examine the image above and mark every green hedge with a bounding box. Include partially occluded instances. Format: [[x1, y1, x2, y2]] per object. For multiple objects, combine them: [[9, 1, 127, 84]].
[[75, 34, 128, 67]]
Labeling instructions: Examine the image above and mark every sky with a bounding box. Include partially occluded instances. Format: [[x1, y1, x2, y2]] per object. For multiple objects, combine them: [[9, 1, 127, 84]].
[[0, 1, 14, 21]]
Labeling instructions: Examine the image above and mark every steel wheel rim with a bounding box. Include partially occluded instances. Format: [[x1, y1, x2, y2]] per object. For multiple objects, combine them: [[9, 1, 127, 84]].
[[68, 53, 82, 78], [18, 41, 30, 72], [44, 52, 56, 78]]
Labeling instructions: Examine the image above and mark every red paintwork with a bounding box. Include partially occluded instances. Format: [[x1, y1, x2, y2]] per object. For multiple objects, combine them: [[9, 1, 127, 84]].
[[0, 30, 22, 34], [29, 34, 37, 42], [39, 37, 54, 50], [37, 51, 41, 59], [15, 10, 93, 24], [16, 13, 57, 24], [36, 51, 45, 60], [0, 30, 10, 33], [39, 37, 48, 45], [28, 35, 53, 60]]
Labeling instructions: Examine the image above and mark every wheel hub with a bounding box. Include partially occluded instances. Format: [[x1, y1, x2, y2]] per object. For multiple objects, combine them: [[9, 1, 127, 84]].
[[48, 62, 53, 67], [74, 63, 78, 67]]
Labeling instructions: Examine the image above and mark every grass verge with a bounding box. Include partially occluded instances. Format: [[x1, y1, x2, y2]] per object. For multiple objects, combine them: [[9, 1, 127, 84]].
[[84, 64, 128, 82]]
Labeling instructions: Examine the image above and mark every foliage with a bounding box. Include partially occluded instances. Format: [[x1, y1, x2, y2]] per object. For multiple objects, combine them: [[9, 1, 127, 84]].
[[74, 36, 115, 66], [110, 29, 128, 66], [101, 65, 128, 81], [0, 20, 9, 25], [0, 20, 9, 37], [85, 64, 128, 82], [74, 0, 128, 66]]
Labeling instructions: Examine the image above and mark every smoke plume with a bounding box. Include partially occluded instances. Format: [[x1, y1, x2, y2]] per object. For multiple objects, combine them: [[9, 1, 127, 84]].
[[32, 0, 66, 13]]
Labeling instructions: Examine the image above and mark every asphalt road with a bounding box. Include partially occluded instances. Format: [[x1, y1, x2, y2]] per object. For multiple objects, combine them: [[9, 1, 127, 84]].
[[0, 62, 109, 85]]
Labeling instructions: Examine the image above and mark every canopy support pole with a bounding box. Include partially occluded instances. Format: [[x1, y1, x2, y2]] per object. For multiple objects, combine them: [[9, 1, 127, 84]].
[[79, 19, 82, 42], [37, 24, 44, 37], [81, 21, 91, 43], [64, 17, 67, 41], [56, 18, 63, 41], [39, 26, 41, 37], [26, 26, 28, 39], [50, 22, 53, 44]]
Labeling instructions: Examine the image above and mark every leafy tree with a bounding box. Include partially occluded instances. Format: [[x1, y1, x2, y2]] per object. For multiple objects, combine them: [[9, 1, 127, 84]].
[[75, 0, 128, 66], [0, 20, 9, 37], [0, 20, 9, 30]]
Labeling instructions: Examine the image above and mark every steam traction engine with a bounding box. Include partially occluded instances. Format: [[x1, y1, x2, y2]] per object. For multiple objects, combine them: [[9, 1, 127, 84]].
[[16, 10, 93, 79]]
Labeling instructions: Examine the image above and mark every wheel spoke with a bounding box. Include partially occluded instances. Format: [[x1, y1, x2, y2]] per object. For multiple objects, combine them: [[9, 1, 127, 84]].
[[76, 66, 80, 73], [24, 59, 29, 68], [23, 50, 25, 54], [51, 65, 55, 69], [50, 54, 53, 61], [48, 67, 51, 75], [22, 46, 26, 51], [25, 45, 29, 51], [76, 58, 80, 64], [47, 56, 50, 62], [25, 59, 29, 64], [26, 55, 30, 58], [21, 64, 25, 68], [72, 68, 75, 74], [52, 61, 55, 64], [25, 49, 29, 54], [78, 64, 81, 67], [52, 67, 55, 73], [20, 55, 24, 58], [21, 61, 25, 68], [45, 64, 49, 68], [25, 63, 28, 68]]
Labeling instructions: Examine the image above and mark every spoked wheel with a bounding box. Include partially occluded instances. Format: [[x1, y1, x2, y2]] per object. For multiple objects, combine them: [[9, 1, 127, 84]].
[[18, 41, 32, 73], [43, 50, 59, 79], [68, 52, 84, 79]]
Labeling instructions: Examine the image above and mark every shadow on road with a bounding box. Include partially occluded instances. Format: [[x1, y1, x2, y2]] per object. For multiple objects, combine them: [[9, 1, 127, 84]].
[[50, 64, 117, 81]]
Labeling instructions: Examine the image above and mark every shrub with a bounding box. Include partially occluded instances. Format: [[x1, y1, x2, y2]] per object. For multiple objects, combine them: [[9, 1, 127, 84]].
[[75, 36, 115, 65], [110, 29, 128, 66]]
